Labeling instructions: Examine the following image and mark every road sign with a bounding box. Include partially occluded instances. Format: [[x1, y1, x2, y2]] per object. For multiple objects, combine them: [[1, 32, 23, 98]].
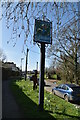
[[34, 19, 52, 44]]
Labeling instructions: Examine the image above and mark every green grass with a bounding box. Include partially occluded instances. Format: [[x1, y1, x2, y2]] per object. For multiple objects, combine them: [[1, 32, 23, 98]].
[[57, 79, 79, 85], [57, 80, 69, 85], [10, 79, 80, 119], [51, 74, 57, 79]]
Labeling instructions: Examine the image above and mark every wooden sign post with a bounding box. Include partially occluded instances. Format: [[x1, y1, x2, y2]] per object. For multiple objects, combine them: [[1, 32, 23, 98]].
[[34, 19, 52, 110], [39, 43, 45, 110]]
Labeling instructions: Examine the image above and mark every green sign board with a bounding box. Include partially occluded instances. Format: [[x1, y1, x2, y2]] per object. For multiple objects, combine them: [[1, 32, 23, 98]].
[[34, 19, 52, 44]]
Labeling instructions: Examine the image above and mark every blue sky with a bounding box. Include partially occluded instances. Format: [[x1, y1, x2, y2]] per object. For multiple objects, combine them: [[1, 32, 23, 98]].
[[1, 20, 39, 71], [0, 2, 78, 71], [1, 15, 50, 71]]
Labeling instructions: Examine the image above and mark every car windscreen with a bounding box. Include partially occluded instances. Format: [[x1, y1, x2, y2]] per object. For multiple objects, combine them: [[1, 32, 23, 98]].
[[56, 85, 63, 89]]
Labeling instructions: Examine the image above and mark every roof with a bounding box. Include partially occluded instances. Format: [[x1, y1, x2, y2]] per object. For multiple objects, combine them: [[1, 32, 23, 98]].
[[65, 84, 79, 88]]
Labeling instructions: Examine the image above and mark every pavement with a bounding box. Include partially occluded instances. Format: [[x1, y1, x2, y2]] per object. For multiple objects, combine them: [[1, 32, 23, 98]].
[[2, 80, 24, 119]]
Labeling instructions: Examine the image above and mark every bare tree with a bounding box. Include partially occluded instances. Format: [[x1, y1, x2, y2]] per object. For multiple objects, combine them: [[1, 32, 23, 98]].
[[0, 48, 6, 63], [1, 2, 75, 46], [1, 1, 80, 83], [47, 2, 80, 84]]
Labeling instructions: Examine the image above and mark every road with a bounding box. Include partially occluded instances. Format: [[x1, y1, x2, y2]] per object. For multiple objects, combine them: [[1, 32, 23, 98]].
[[44, 79, 57, 93]]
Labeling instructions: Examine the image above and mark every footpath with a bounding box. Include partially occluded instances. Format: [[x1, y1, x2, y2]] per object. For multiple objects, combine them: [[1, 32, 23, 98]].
[[2, 79, 57, 119], [2, 80, 24, 119]]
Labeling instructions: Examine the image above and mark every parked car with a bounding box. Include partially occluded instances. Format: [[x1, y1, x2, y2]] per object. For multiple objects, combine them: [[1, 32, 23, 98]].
[[52, 84, 80, 102], [28, 76, 33, 81]]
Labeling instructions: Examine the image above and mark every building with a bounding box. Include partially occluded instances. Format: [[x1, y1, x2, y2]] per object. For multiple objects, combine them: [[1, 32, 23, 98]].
[[3, 62, 19, 72]]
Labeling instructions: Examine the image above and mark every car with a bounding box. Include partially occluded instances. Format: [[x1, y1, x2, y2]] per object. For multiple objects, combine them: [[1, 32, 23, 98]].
[[28, 76, 33, 81], [52, 84, 80, 102]]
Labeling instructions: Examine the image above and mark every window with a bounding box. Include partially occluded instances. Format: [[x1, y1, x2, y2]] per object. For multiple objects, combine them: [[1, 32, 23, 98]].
[[62, 85, 68, 90], [57, 85, 62, 89]]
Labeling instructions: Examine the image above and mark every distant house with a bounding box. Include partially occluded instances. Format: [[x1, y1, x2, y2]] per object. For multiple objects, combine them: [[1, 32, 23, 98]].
[[2, 62, 21, 80], [3, 62, 19, 72]]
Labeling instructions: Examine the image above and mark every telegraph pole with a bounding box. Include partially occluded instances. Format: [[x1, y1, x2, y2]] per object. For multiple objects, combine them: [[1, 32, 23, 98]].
[[21, 58, 24, 76], [25, 48, 29, 81], [21, 58, 24, 72], [36, 62, 38, 72]]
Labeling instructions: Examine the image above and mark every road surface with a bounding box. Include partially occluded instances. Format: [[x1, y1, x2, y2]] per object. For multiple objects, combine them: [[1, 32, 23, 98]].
[[44, 79, 57, 92]]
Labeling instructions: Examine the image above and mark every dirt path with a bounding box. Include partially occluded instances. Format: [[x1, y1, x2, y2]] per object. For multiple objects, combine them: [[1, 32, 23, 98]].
[[2, 80, 24, 119]]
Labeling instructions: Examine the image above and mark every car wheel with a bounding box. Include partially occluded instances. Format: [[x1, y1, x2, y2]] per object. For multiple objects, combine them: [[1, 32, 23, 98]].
[[64, 95, 69, 102]]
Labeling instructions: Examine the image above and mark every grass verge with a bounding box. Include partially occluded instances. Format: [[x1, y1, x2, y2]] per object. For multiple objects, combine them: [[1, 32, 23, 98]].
[[10, 79, 80, 119]]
